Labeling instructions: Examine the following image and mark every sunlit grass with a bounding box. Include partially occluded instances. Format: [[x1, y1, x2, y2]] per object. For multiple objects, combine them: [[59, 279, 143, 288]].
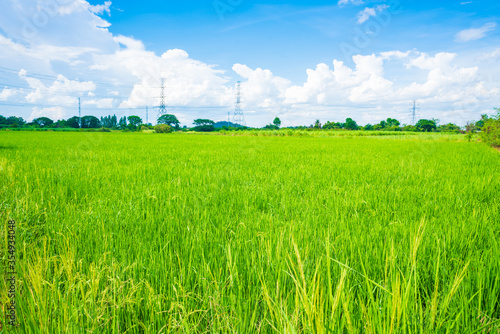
[[0, 132, 499, 333]]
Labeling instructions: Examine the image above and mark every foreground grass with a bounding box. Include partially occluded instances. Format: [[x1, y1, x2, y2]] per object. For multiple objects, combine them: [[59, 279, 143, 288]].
[[0, 132, 499, 333]]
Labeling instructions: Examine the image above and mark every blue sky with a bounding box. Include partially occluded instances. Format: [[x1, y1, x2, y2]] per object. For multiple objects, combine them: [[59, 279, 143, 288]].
[[0, 0, 499, 126]]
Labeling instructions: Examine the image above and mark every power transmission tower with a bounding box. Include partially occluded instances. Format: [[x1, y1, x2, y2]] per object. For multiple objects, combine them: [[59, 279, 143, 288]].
[[233, 81, 246, 127], [78, 97, 81, 128], [157, 78, 167, 119], [409, 100, 420, 125]]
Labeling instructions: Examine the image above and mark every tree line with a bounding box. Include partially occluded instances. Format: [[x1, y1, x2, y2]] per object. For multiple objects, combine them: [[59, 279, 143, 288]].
[[0, 111, 498, 138]]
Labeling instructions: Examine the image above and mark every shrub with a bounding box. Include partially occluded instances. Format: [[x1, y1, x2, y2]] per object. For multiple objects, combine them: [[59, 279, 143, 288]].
[[480, 117, 500, 147], [154, 124, 172, 133]]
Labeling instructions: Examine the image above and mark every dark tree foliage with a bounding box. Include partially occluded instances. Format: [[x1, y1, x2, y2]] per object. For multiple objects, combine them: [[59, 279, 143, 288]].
[[127, 115, 142, 129], [416, 119, 437, 132], [475, 114, 489, 129], [81, 115, 101, 128], [479, 108, 500, 146], [323, 121, 344, 129], [193, 119, 215, 126], [273, 117, 281, 128], [345, 118, 358, 130], [158, 114, 180, 129], [32, 117, 54, 127], [66, 116, 80, 128], [438, 123, 461, 133], [386, 118, 400, 127], [0, 116, 25, 127], [118, 116, 127, 129], [101, 115, 118, 128]]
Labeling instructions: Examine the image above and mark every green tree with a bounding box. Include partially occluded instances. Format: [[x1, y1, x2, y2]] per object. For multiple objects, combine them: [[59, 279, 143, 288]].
[[364, 124, 373, 130], [345, 118, 358, 130], [158, 114, 180, 129], [118, 116, 127, 129], [273, 117, 281, 128], [402, 124, 418, 132], [192, 119, 215, 132], [313, 120, 321, 129], [5, 116, 25, 127], [32, 117, 54, 127], [127, 115, 143, 130], [66, 116, 80, 128], [479, 108, 500, 146], [386, 118, 400, 127], [438, 123, 461, 133], [416, 119, 437, 132], [53, 119, 68, 128], [193, 119, 215, 126], [81, 116, 101, 128], [476, 114, 489, 129]]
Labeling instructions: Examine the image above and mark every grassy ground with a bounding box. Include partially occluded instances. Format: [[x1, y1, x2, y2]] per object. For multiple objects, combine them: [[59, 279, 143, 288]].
[[0, 132, 499, 333]]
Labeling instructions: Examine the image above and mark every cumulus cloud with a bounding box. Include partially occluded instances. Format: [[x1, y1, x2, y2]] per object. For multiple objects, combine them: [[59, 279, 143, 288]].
[[91, 42, 232, 108], [357, 5, 389, 24], [0, 88, 16, 101], [455, 22, 497, 42], [29, 106, 65, 121], [232, 64, 291, 109], [19, 70, 96, 111]]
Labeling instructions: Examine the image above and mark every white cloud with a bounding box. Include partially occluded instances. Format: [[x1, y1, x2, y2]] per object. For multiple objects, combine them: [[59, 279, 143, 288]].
[[455, 22, 497, 42], [92, 43, 232, 108], [29, 107, 65, 121], [357, 5, 389, 24], [338, 0, 364, 7], [406, 52, 456, 70], [84, 98, 114, 108], [89, 1, 112, 16], [19, 71, 95, 108], [478, 48, 500, 61], [232, 64, 291, 108], [380, 50, 410, 60], [0, 88, 16, 101]]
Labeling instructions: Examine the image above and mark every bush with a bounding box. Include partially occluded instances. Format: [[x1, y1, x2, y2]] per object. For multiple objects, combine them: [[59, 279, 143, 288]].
[[154, 124, 172, 133], [480, 117, 500, 147], [192, 125, 215, 132]]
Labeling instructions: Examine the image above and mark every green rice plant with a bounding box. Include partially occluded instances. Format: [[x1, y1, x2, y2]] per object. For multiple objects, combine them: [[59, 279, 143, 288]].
[[0, 132, 498, 333]]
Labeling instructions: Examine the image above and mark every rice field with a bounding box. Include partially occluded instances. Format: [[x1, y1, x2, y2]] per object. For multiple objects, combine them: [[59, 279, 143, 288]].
[[0, 131, 499, 333]]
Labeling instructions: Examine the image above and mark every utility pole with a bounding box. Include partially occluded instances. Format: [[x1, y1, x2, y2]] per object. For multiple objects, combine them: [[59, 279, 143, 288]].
[[233, 81, 246, 127], [78, 97, 81, 128]]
